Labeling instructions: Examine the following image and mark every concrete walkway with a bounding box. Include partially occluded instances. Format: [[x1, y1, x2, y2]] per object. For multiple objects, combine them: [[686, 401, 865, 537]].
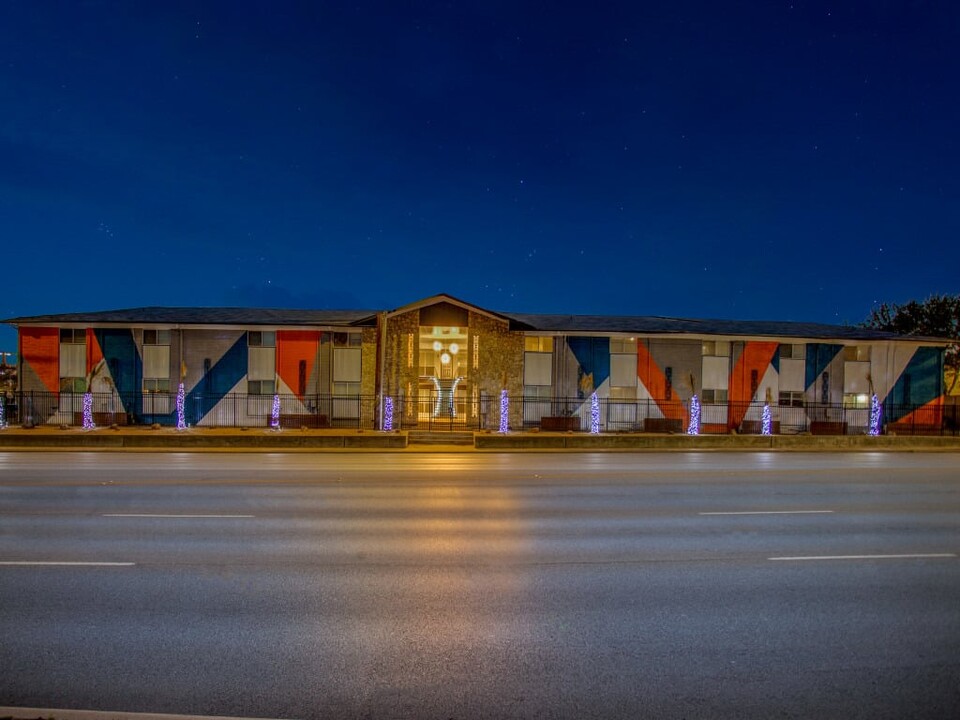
[[0, 425, 958, 451]]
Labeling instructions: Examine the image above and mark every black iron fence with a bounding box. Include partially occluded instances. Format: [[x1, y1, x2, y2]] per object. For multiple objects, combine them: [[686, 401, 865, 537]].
[[3, 390, 957, 436]]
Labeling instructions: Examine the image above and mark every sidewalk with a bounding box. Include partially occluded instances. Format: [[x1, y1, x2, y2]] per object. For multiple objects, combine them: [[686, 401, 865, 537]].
[[1, 425, 959, 452]]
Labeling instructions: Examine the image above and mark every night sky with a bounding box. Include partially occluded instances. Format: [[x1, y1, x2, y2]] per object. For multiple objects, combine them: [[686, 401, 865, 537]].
[[2, 1, 958, 350]]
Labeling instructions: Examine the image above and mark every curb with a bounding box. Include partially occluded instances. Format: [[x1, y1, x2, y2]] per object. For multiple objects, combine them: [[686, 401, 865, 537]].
[[0, 429, 959, 452], [0, 707, 295, 720]]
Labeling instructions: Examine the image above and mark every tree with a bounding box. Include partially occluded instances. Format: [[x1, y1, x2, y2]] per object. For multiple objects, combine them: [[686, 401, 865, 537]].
[[863, 294, 960, 395]]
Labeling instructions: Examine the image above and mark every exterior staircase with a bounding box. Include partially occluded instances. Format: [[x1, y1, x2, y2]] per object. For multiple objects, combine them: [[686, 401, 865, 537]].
[[407, 430, 475, 446]]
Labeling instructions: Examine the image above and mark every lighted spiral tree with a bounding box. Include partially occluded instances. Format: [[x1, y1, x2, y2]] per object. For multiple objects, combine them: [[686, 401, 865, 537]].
[[0, 398, 7, 428], [270, 394, 281, 429], [176, 383, 187, 430], [499, 389, 509, 433], [590, 392, 600, 434], [687, 394, 701, 435], [82, 392, 95, 430], [869, 394, 883, 436], [761, 403, 772, 435], [383, 396, 394, 431]]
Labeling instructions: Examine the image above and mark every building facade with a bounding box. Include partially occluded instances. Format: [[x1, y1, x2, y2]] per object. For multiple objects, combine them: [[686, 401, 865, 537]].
[[6, 294, 948, 434]]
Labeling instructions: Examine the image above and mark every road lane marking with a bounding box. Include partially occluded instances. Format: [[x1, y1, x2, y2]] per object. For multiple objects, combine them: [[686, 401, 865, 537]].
[[769, 553, 956, 561], [700, 510, 834, 515], [102, 513, 255, 518], [0, 561, 135, 567]]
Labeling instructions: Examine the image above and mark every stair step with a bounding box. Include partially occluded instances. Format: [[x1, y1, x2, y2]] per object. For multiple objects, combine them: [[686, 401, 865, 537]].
[[408, 431, 475, 446]]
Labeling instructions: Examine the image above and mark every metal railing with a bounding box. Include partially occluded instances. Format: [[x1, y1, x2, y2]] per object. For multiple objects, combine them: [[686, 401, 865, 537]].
[[3, 390, 956, 436]]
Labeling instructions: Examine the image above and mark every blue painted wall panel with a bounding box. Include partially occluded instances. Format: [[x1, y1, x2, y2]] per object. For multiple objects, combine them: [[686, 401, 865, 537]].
[[884, 347, 944, 421], [94, 329, 141, 417], [568, 337, 610, 397], [805, 344, 843, 390]]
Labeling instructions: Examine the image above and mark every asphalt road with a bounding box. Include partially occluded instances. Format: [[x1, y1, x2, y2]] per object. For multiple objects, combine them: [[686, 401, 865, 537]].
[[1, 451, 958, 720]]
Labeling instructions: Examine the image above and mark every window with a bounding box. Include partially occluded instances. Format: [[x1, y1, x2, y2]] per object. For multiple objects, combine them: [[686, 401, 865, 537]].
[[779, 391, 805, 407], [524, 339, 553, 397], [144, 378, 171, 393], [524, 385, 553, 399], [143, 329, 171, 346], [779, 345, 805, 391], [702, 340, 730, 357], [780, 343, 805, 360], [419, 349, 435, 377], [610, 353, 636, 388], [610, 338, 637, 388], [524, 352, 552, 386], [60, 377, 87, 393], [843, 393, 870, 408], [248, 331, 276, 394], [333, 381, 360, 395], [702, 389, 728, 404], [524, 336, 553, 352], [60, 328, 85, 344], [610, 385, 637, 400], [248, 331, 276, 347], [142, 329, 171, 393], [59, 328, 86, 392], [333, 332, 361, 347], [248, 379, 275, 395], [702, 357, 729, 394], [333, 347, 362, 383], [843, 345, 870, 362]]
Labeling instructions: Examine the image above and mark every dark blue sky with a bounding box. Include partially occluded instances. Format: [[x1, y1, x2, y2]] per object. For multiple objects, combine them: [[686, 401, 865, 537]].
[[2, 1, 957, 349]]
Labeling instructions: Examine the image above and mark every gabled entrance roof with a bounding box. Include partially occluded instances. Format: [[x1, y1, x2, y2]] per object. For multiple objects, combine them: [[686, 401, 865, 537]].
[[383, 293, 513, 324]]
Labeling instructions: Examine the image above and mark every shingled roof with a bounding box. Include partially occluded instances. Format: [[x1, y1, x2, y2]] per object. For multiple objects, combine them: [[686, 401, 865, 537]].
[[4, 302, 948, 344], [500, 312, 944, 343], [3, 306, 378, 327]]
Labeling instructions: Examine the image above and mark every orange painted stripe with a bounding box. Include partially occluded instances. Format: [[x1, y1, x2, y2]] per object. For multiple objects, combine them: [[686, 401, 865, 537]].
[[889, 396, 944, 428], [636, 342, 686, 422], [728, 342, 778, 429]]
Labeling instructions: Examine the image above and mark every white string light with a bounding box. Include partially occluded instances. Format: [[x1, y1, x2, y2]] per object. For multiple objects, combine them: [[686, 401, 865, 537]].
[[590, 392, 600, 434], [383, 396, 394, 431], [82, 392, 95, 430], [270, 394, 281, 429], [869, 394, 882, 435], [450, 376, 463, 417], [687, 394, 701, 435], [432, 377, 442, 417], [499, 389, 509, 433], [176, 383, 187, 430], [761, 403, 772, 435]]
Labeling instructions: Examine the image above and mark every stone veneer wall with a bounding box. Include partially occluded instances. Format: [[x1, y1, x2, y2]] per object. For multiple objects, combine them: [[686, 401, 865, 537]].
[[468, 311, 524, 429], [360, 326, 379, 428], [383, 310, 420, 408]]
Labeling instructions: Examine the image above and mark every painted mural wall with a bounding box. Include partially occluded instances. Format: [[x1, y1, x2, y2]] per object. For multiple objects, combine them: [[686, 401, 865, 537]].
[[15, 322, 945, 432]]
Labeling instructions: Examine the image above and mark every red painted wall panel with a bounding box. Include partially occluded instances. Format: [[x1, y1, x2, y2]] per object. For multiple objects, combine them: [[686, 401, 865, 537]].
[[277, 330, 320, 398], [20, 327, 59, 393]]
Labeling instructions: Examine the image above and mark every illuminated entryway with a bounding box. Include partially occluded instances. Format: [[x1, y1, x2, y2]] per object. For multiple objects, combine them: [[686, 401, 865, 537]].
[[419, 324, 469, 422]]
